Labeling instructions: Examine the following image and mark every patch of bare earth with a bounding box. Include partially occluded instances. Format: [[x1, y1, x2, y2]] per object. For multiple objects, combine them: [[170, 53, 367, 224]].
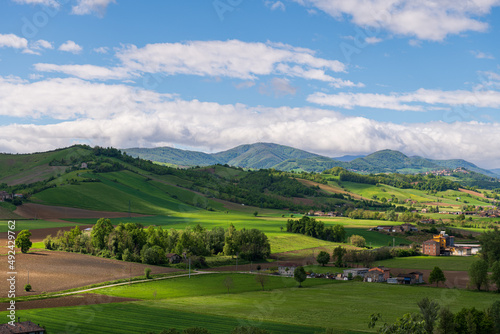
[[296, 179, 369, 201], [0, 294, 138, 311], [14, 203, 148, 220], [459, 188, 485, 198], [0, 251, 180, 297]]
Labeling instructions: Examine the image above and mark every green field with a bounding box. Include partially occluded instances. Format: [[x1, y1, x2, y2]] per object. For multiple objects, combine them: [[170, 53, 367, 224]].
[[8, 303, 324, 334], [9, 274, 499, 334], [0, 219, 89, 233], [374, 255, 478, 271], [91, 273, 340, 300]]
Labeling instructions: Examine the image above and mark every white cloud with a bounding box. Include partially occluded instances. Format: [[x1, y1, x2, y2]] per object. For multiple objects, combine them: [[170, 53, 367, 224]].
[[0, 33, 28, 49], [293, 0, 500, 41], [1, 76, 500, 167], [72, 0, 116, 16], [259, 78, 298, 97], [39, 40, 352, 83], [471, 50, 495, 59], [265, 1, 286, 11], [34, 63, 129, 80], [365, 37, 382, 44], [58, 40, 83, 54], [93, 46, 109, 54], [12, 0, 59, 7], [308, 88, 500, 111], [234, 81, 256, 89], [31, 39, 53, 50]]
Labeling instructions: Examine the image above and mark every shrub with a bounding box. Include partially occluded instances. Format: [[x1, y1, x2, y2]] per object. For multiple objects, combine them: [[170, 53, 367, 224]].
[[24, 284, 32, 292], [43, 235, 54, 250], [144, 267, 152, 279]]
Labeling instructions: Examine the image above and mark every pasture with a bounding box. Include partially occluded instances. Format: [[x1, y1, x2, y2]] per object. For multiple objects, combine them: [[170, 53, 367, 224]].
[[374, 255, 478, 271]]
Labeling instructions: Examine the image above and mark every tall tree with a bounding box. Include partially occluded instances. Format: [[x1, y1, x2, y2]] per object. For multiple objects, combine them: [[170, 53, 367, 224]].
[[437, 307, 456, 334], [15, 229, 32, 253], [333, 246, 347, 267], [417, 297, 440, 334], [479, 227, 500, 265], [316, 251, 330, 267], [91, 218, 114, 250], [490, 261, 500, 293], [294, 266, 307, 287], [468, 259, 489, 291], [429, 266, 446, 287]]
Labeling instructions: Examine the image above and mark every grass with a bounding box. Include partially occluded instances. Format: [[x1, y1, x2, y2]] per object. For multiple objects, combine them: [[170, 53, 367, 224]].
[[374, 255, 478, 271], [107, 276, 499, 333], [344, 228, 411, 248], [91, 273, 340, 300], [6, 303, 326, 334], [0, 219, 88, 233]]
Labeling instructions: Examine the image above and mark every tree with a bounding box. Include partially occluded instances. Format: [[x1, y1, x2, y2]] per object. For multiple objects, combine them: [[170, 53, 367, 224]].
[[429, 266, 446, 287], [144, 267, 152, 279], [479, 227, 500, 265], [316, 251, 330, 266], [223, 276, 234, 294], [489, 261, 500, 293], [15, 230, 32, 253], [370, 313, 426, 334], [253, 211, 258, 217], [255, 273, 268, 291], [349, 235, 366, 248], [417, 297, 440, 334], [437, 307, 456, 334], [294, 266, 307, 287], [333, 246, 347, 267], [488, 301, 500, 334], [91, 218, 114, 250], [454, 307, 493, 334], [468, 259, 489, 291]]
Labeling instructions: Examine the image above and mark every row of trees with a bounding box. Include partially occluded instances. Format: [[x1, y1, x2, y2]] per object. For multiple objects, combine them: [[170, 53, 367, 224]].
[[347, 209, 423, 223], [44, 219, 271, 265], [286, 216, 346, 242], [370, 298, 500, 334]]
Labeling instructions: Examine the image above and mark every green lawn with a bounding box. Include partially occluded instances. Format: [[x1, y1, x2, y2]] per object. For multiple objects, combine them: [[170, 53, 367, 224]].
[[0, 219, 88, 233], [344, 228, 411, 248], [5, 303, 325, 334], [374, 255, 478, 271], [91, 273, 340, 300]]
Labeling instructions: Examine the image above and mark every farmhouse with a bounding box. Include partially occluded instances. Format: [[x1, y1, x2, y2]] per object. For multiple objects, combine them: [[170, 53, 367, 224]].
[[364, 267, 390, 283], [0, 191, 11, 201], [278, 264, 298, 277], [422, 240, 440, 256], [166, 253, 182, 264], [0, 321, 45, 334], [343, 268, 369, 278]]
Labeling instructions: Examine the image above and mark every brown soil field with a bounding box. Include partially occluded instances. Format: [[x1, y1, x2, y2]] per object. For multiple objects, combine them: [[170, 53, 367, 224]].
[[14, 203, 148, 220], [297, 179, 369, 201], [0, 294, 138, 311], [0, 224, 94, 244], [0, 250, 180, 297], [459, 188, 485, 198]]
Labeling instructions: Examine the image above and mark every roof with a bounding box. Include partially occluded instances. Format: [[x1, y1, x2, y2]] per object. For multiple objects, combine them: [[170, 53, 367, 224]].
[[166, 253, 181, 257], [0, 321, 45, 334]]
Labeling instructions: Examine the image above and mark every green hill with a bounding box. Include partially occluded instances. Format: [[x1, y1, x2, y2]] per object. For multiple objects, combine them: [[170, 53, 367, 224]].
[[122, 143, 496, 178]]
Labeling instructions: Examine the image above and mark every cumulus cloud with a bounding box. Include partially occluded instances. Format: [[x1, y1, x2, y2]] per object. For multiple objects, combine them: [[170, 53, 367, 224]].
[[12, 0, 59, 7], [259, 78, 298, 97], [72, 0, 116, 16], [36, 40, 357, 85], [308, 89, 500, 111], [34, 63, 129, 80], [93, 46, 109, 54], [0, 33, 28, 50], [31, 39, 53, 50], [293, 0, 500, 41], [365, 37, 382, 44], [58, 40, 83, 54], [471, 50, 495, 59], [265, 1, 286, 11], [1, 76, 500, 168]]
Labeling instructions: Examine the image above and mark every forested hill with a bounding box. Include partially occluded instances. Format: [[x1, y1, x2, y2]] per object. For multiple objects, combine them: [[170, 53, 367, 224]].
[[123, 143, 497, 177]]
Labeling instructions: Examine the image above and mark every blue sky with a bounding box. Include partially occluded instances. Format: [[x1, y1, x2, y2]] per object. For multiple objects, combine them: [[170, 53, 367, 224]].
[[1, 0, 500, 168]]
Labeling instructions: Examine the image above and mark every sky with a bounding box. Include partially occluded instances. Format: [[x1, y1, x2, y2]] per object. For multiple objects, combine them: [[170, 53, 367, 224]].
[[1, 0, 500, 168]]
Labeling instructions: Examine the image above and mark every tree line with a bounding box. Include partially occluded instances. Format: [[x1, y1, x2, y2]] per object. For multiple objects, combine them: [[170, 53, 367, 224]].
[[44, 219, 270, 266], [286, 216, 346, 242]]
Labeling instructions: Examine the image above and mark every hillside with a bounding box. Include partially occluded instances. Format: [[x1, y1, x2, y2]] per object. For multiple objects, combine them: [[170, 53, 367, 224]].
[[123, 143, 497, 177], [0, 145, 381, 216]]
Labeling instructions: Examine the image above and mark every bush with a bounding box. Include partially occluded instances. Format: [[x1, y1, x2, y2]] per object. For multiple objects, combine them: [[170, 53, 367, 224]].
[[349, 235, 366, 248], [24, 284, 32, 292], [43, 235, 54, 250], [190, 255, 207, 269], [144, 267, 152, 279]]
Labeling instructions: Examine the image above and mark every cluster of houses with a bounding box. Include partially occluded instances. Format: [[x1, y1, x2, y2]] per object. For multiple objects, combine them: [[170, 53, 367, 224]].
[[424, 167, 470, 177], [422, 231, 481, 257], [0, 191, 23, 201], [307, 210, 342, 217], [278, 265, 424, 285], [371, 223, 418, 234]]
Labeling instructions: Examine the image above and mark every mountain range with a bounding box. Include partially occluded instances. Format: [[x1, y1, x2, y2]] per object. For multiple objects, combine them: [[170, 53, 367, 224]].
[[123, 143, 498, 177]]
